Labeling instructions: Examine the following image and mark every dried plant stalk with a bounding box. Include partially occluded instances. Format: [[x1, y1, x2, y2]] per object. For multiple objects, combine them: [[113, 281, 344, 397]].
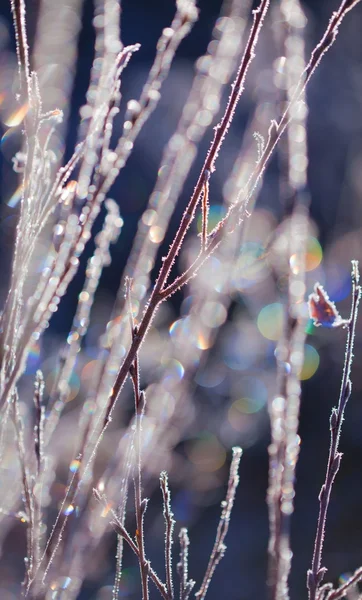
[[195, 447, 242, 600], [307, 261, 362, 600]]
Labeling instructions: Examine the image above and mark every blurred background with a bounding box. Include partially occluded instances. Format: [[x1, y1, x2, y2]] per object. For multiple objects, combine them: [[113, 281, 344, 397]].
[[1, 1, 362, 599]]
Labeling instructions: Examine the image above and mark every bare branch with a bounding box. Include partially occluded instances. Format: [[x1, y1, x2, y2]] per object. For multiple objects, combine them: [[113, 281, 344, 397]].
[[195, 447, 242, 600], [307, 262, 362, 600]]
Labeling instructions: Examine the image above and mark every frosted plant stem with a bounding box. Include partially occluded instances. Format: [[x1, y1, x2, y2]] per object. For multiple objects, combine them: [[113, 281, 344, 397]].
[[10, 0, 30, 96], [32, 370, 45, 575], [128, 281, 149, 600], [268, 205, 309, 600], [201, 170, 210, 252], [195, 447, 242, 600], [160, 472, 175, 600], [132, 380, 149, 600], [113, 533, 124, 600], [151, 0, 270, 293], [177, 528, 195, 600], [307, 261, 361, 600]]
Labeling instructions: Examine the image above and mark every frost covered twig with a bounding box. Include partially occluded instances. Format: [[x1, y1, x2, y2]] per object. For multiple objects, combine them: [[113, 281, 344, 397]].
[[195, 447, 242, 600], [177, 528, 195, 600], [307, 261, 362, 600], [160, 472, 175, 600]]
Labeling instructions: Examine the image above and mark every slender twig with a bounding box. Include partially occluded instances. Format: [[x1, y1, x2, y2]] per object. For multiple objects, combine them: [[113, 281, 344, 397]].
[[127, 284, 150, 600], [195, 447, 242, 600], [307, 261, 361, 600], [160, 472, 175, 600], [132, 381, 149, 600], [10, 0, 30, 96], [44, 199, 122, 443], [177, 528, 195, 600], [201, 170, 210, 252]]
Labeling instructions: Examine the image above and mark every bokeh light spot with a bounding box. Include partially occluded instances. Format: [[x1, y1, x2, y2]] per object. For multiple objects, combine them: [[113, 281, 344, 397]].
[[305, 237, 323, 271], [197, 204, 226, 234], [300, 344, 319, 380], [4, 103, 28, 127], [257, 303, 284, 340], [149, 225, 164, 243], [186, 435, 226, 472], [201, 301, 227, 328], [25, 341, 41, 374]]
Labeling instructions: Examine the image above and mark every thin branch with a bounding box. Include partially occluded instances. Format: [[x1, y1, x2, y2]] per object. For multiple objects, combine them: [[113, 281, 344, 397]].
[[160, 472, 175, 600], [195, 447, 242, 600], [307, 261, 362, 600], [201, 170, 211, 252], [177, 528, 195, 600], [10, 0, 30, 97], [128, 291, 149, 600], [44, 199, 122, 444], [132, 383, 149, 600]]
